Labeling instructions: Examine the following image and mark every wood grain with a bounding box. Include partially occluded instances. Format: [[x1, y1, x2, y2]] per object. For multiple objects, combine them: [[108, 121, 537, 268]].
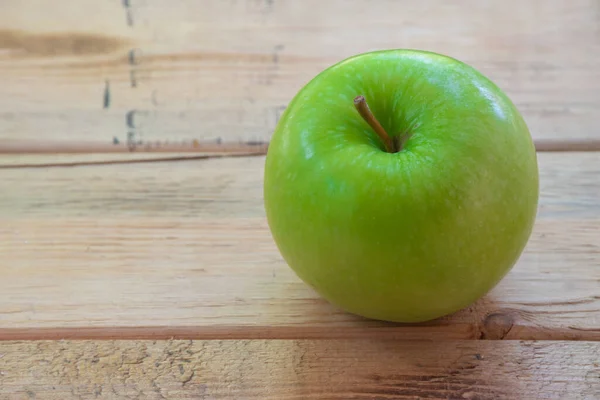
[[1, 0, 599, 161], [0, 152, 599, 341], [0, 340, 598, 399]]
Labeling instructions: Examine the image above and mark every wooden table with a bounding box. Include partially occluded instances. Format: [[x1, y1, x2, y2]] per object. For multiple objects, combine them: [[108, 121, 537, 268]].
[[1, 1, 599, 398]]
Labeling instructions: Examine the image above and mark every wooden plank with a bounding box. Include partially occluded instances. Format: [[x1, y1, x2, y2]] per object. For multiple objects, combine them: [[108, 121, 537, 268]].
[[0, 340, 598, 399], [0, 0, 598, 160], [0, 152, 599, 340]]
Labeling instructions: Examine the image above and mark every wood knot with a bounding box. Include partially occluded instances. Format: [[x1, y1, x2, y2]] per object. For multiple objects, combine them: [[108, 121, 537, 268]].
[[480, 311, 515, 339]]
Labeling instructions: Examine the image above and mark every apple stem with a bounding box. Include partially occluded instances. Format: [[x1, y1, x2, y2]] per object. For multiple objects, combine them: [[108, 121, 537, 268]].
[[353, 95, 398, 153]]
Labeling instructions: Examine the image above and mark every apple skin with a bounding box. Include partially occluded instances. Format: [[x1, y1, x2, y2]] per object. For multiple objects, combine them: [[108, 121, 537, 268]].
[[263, 49, 539, 323]]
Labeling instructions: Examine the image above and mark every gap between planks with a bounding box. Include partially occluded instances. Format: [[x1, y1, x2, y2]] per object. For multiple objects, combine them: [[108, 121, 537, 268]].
[[0, 323, 598, 342], [1, 139, 600, 169]]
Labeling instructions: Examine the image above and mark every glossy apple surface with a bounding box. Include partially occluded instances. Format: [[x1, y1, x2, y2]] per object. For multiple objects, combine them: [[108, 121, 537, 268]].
[[263, 49, 539, 323]]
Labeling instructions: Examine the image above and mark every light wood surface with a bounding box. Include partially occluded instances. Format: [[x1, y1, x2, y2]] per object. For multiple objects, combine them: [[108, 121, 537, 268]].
[[1, 340, 598, 399], [1, 0, 599, 164], [2, 0, 600, 397], [1, 153, 599, 341]]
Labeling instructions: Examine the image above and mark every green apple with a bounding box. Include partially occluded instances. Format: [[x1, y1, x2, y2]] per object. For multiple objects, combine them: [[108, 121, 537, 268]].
[[263, 49, 539, 323]]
